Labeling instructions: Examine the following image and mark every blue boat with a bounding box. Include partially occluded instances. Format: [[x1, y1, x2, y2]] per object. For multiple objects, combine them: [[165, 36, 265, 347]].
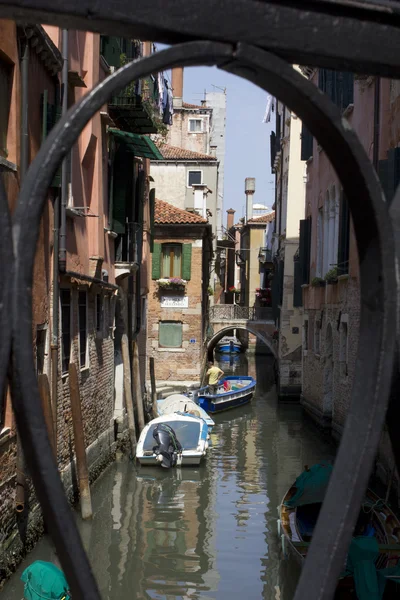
[[216, 336, 242, 354], [190, 376, 256, 414]]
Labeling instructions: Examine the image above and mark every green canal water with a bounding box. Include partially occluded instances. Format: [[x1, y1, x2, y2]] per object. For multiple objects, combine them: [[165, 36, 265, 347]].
[[1, 354, 336, 600]]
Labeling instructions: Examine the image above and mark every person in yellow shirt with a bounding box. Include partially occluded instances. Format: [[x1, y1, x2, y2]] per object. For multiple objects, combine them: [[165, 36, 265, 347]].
[[206, 361, 224, 395]]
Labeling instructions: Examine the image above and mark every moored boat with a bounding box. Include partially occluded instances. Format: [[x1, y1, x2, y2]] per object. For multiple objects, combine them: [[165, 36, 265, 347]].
[[279, 463, 400, 598], [193, 376, 256, 414], [157, 393, 215, 432], [216, 336, 242, 354], [136, 413, 209, 467]]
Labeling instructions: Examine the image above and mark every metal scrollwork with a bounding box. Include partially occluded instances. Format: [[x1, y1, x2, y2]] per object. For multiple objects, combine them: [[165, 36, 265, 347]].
[[0, 16, 397, 600]]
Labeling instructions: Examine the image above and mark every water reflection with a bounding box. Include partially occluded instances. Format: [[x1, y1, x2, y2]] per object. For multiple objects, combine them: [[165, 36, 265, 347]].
[[2, 355, 336, 600]]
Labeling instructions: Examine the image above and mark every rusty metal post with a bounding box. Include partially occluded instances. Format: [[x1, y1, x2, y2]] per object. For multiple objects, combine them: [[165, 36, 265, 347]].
[[38, 373, 56, 456], [15, 432, 26, 513], [68, 363, 92, 519], [121, 334, 137, 455], [149, 357, 159, 418], [132, 341, 145, 432]]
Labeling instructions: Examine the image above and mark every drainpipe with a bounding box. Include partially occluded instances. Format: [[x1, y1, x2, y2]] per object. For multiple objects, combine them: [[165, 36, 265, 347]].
[[51, 193, 60, 448], [16, 37, 30, 512], [278, 105, 285, 240], [373, 76, 380, 170], [59, 29, 68, 273], [20, 39, 29, 181]]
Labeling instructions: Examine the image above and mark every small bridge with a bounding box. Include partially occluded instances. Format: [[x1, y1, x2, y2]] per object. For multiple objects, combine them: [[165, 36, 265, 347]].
[[208, 305, 276, 358]]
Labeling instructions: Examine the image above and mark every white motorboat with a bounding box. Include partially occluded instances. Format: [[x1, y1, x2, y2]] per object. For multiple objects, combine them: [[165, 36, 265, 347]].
[[136, 413, 209, 468], [157, 394, 215, 432]]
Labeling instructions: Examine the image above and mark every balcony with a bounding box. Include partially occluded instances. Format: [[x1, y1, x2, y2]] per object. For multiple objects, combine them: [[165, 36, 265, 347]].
[[258, 247, 272, 264], [114, 221, 140, 279]]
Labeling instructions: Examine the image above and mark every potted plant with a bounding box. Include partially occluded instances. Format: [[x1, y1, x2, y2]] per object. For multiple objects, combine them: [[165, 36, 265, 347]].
[[311, 277, 326, 287], [157, 277, 187, 291], [324, 267, 338, 284], [207, 286, 214, 296]]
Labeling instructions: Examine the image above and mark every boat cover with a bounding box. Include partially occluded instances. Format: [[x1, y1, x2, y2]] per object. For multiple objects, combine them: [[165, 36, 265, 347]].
[[344, 536, 400, 600], [21, 561, 70, 600], [284, 462, 332, 508]]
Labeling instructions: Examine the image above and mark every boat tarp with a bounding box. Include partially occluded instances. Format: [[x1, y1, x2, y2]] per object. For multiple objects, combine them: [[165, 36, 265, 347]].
[[344, 536, 400, 600], [284, 462, 332, 508], [21, 561, 70, 600]]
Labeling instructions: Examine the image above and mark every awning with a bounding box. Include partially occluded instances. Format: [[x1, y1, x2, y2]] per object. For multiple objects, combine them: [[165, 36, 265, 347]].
[[109, 128, 163, 160]]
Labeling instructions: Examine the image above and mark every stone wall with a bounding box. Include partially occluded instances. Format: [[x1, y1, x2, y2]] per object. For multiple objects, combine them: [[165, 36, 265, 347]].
[[147, 237, 205, 384], [0, 284, 117, 582], [167, 108, 211, 155]]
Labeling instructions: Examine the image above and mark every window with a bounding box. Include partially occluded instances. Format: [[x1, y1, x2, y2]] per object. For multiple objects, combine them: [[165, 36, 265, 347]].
[[337, 190, 350, 275], [303, 318, 309, 352], [315, 320, 321, 355], [162, 244, 182, 278], [95, 293, 103, 335], [159, 321, 183, 348], [340, 318, 348, 378], [60, 289, 72, 375], [188, 118, 203, 133], [0, 58, 12, 158], [323, 188, 340, 275], [78, 291, 88, 368], [316, 207, 323, 278], [299, 218, 312, 284], [188, 170, 202, 187], [36, 325, 47, 375]]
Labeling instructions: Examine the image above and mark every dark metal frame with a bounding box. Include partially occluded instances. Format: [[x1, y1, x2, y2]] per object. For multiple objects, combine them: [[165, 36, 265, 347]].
[[1, 2, 400, 599]]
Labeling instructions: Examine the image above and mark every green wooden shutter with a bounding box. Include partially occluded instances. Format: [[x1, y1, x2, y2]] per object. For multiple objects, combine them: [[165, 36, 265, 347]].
[[293, 254, 303, 307], [149, 188, 155, 253], [337, 191, 350, 275], [299, 218, 311, 284], [112, 146, 132, 234], [152, 242, 162, 279], [182, 243, 192, 281]]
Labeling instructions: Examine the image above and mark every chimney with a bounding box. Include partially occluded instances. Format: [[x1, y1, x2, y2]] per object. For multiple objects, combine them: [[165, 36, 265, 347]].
[[227, 208, 235, 230], [171, 67, 183, 109], [210, 145, 217, 158], [245, 177, 255, 222]]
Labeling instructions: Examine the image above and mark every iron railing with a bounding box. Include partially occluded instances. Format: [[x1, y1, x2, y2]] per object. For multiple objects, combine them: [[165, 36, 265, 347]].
[[210, 304, 273, 322], [1, 2, 400, 600]]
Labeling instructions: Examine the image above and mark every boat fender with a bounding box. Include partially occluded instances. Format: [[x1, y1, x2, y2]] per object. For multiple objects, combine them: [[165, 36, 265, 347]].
[[281, 534, 288, 559], [177, 454, 183, 467], [277, 519, 281, 536]]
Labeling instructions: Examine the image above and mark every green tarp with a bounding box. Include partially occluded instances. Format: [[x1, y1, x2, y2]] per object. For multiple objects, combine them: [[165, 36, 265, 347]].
[[21, 561, 70, 600], [109, 128, 163, 160], [284, 462, 332, 508]]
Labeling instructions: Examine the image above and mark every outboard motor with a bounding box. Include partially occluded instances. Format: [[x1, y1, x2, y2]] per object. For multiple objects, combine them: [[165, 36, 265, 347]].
[[153, 424, 182, 468]]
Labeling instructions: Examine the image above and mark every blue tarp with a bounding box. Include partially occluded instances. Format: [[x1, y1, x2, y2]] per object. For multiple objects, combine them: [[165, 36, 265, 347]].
[[284, 462, 333, 508]]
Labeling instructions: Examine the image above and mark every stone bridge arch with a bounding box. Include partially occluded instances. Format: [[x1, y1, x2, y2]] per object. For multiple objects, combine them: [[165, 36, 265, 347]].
[[207, 324, 277, 360]]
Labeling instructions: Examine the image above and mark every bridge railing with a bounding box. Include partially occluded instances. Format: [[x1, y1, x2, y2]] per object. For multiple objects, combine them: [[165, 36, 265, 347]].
[[210, 305, 273, 322]]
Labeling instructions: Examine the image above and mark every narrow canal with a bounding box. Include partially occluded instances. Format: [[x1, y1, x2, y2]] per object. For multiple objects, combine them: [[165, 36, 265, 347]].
[[2, 354, 336, 600]]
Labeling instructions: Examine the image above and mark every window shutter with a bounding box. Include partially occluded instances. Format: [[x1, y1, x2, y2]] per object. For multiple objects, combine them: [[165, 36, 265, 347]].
[[112, 146, 131, 234], [152, 242, 162, 279], [182, 243, 192, 281], [293, 254, 303, 307], [149, 188, 155, 253], [301, 122, 313, 161], [299, 218, 311, 284], [337, 191, 350, 275], [342, 72, 354, 109]]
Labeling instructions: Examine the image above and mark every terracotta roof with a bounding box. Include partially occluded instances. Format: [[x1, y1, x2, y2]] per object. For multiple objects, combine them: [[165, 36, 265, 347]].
[[155, 199, 207, 224], [247, 211, 275, 224], [182, 102, 206, 109], [156, 142, 217, 161]]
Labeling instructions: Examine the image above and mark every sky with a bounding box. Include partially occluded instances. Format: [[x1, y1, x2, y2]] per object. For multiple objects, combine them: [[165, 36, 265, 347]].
[[157, 47, 275, 225]]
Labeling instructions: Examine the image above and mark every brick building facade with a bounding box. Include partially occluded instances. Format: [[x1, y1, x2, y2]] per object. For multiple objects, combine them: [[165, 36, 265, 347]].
[[147, 199, 212, 386]]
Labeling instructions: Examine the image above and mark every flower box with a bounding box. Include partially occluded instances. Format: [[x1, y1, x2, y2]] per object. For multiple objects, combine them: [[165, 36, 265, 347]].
[[157, 278, 187, 290]]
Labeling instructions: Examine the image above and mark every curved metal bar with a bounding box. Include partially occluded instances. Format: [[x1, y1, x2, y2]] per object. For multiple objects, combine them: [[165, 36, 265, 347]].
[[11, 41, 234, 600], [221, 44, 396, 600], [0, 174, 12, 416], [10, 39, 396, 600]]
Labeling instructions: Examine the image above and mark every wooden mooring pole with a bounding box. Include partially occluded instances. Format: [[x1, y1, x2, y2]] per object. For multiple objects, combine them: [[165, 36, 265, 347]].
[[121, 334, 137, 456], [15, 433, 25, 513], [68, 363, 92, 519], [38, 373, 56, 456], [133, 340, 145, 432], [149, 357, 159, 418]]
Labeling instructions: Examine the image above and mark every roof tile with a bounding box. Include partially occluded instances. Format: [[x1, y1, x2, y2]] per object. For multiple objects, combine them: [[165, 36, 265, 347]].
[[182, 102, 207, 109], [155, 199, 208, 224], [247, 211, 275, 224], [156, 142, 217, 161]]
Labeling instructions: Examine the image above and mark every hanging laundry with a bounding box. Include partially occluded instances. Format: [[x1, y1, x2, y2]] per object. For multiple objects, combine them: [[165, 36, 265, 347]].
[[263, 93, 275, 123]]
